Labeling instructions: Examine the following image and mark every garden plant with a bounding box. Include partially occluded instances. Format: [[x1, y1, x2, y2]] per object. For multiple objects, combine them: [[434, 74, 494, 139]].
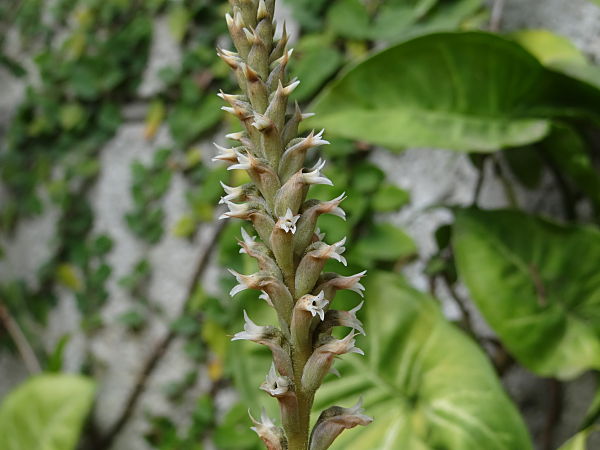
[[0, 0, 599, 449]]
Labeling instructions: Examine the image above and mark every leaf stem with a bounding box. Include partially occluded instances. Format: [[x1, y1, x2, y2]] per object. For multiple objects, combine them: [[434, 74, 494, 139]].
[[0, 302, 41, 374]]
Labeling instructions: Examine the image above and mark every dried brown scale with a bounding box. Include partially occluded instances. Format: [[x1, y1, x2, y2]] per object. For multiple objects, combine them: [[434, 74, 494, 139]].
[[215, 1, 372, 448]]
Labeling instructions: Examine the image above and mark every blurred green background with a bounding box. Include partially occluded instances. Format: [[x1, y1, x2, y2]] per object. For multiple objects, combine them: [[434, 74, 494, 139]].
[[1, 0, 600, 449]]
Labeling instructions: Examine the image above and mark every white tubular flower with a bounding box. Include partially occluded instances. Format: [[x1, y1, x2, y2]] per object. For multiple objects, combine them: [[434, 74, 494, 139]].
[[225, 131, 246, 141], [238, 227, 257, 253], [297, 291, 329, 321], [318, 302, 366, 336], [302, 332, 364, 392], [276, 208, 300, 234], [228, 269, 258, 296], [232, 310, 270, 342], [219, 182, 244, 204], [228, 150, 252, 171], [309, 398, 373, 450], [219, 201, 250, 220], [249, 409, 286, 450], [303, 159, 333, 186], [315, 237, 347, 266], [327, 270, 367, 297], [315, 228, 326, 241], [259, 292, 274, 307], [321, 331, 364, 356], [324, 193, 347, 220], [260, 363, 292, 397], [212, 143, 238, 163]]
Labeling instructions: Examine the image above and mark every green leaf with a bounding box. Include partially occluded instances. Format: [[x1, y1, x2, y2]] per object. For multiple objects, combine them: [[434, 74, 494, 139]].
[[307, 32, 600, 152], [511, 29, 600, 90], [558, 426, 600, 450], [326, 0, 371, 40], [291, 43, 343, 102], [372, 184, 410, 212], [167, 5, 190, 43], [453, 208, 600, 379], [541, 124, 600, 207], [349, 223, 416, 266], [315, 271, 532, 449], [510, 29, 587, 66], [0, 374, 95, 450]]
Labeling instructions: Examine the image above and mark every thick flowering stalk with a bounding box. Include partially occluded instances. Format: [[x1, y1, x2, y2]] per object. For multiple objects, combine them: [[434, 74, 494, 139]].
[[214, 1, 372, 448]]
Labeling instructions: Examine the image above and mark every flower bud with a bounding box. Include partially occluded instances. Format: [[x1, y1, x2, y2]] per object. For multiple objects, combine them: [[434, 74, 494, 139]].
[[314, 270, 367, 301], [228, 150, 281, 205], [309, 398, 373, 450], [233, 311, 293, 376], [301, 332, 364, 392], [228, 270, 294, 322], [226, 9, 251, 57], [291, 291, 329, 361], [274, 161, 332, 218], [266, 80, 300, 131], [270, 22, 288, 63], [252, 112, 283, 170], [249, 408, 287, 450], [246, 27, 269, 79], [239, 228, 282, 278], [238, 0, 258, 28], [279, 129, 329, 182], [243, 64, 269, 113], [316, 301, 366, 337], [267, 48, 293, 91], [270, 209, 300, 288], [295, 238, 347, 297], [261, 363, 299, 434], [294, 193, 346, 256]]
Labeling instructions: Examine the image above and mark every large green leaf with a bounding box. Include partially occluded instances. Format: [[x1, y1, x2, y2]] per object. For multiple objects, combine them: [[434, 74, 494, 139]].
[[314, 271, 532, 449], [0, 374, 96, 450], [453, 209, 600, 379], [306, 32, 600, 152]]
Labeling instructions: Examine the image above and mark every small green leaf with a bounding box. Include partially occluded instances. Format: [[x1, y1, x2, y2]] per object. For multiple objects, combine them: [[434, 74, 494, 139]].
[[454, 208, 600, 379], [173, 214, 198, 238], [326, 0, 371, 40], [168, 5, 191, 43], [0, 374, 95, 450], [558, 426, 600, 450], [349, 223, 416, 266], [372, 184, 410, 212]]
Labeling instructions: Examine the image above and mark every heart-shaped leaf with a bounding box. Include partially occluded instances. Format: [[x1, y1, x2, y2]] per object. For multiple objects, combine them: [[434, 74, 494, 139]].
[[0, 374, 96, 450], [453, 208, 600, 379], [306, 32, 600, 152], [314, 271, 532, 449]]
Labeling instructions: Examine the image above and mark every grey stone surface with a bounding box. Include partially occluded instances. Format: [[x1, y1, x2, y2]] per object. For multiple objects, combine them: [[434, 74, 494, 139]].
[[1, 1, 600, 449]]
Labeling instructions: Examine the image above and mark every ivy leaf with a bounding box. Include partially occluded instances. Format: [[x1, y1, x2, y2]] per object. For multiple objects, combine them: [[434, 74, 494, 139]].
[[0, 374, 95, 450], [314, 271, 532, 449], [453, 208, 600, 379], [307, 32, 600, 152]]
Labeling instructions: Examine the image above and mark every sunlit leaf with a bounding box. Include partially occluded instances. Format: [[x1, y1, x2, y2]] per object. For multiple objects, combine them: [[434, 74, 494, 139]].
[[314, 271, 532, 449], [307, 32, 600, 152], [0, 375, 95, 450], [454, 208, 600, 379]]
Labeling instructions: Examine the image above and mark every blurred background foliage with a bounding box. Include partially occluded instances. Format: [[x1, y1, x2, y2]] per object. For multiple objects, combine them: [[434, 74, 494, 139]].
[[0, 0, 600, 449]]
